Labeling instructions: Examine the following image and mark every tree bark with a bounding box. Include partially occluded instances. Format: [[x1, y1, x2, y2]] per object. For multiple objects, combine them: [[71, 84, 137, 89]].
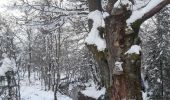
[[105, 7, 143, 99]]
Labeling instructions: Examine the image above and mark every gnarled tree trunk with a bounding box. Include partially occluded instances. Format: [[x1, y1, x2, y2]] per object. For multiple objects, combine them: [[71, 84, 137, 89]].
[[86, 0, 169, 100]]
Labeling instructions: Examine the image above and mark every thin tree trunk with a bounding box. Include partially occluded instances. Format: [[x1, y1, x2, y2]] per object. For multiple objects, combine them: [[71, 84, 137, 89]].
[[54, 27, 61, 100], [27, 29, 32, 84], [6, 72, 12, 100]]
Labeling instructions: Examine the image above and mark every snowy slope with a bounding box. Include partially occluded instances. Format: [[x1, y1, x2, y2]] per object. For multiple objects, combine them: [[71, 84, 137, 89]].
[[20, 85, 54, 100], [20, 85, 72, 100], [20, 73, 72, 100]]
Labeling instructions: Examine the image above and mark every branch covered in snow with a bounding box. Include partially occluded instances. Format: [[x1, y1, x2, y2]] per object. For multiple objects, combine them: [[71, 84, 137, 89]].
[[85, 10, 109, 51], [127, 0, 170, 24]]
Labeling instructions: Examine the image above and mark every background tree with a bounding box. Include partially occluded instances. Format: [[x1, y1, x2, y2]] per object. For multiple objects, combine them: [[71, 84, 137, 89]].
[[141, 6, 170, 99], [0, 16, 20, 100]]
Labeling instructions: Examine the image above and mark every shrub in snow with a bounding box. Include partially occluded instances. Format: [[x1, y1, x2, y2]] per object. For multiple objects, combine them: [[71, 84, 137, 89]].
[[0, 53, 16, 76]]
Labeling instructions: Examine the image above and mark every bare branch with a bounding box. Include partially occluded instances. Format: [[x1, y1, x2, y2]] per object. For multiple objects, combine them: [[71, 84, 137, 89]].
[[141, 0, 170, 23]]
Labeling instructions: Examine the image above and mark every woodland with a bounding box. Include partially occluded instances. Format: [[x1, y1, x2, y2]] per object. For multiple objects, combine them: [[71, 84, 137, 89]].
[[0, 0, 170, 100]]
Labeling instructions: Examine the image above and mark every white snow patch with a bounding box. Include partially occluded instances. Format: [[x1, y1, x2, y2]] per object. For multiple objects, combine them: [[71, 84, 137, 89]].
[[81, 81, 106, 99], [114, 61, 123, 72], [125, 45, 141, 55], [0, 53, 16, 76], [102, 12, 109, 18], [157, 78, 161, 83], [141, 73, 148, 90], [85, 10, 108, 51], [141, 71, 149, 100], [21, 85, 72, 100], [127, 0, 163, 24], [142, 91, 148, 100], [20, 73, 72, 100]]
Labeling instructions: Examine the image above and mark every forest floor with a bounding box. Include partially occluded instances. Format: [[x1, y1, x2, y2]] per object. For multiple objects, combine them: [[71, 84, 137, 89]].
[[20, 73, 72, 100], [19, 73, 105, 100]]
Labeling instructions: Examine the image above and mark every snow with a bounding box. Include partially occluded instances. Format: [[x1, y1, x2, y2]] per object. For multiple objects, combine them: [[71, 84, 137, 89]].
[[125, 45, 141, 55], [21, 86, 54, 100], [127, 0, 163, 24], [114, 61, 123, 72], [85, 10, 108, 51], [141, 73, 148, 90], [142, 91, 148, 100], [21, 86, 72, 100], [157, 78, 161, 83], [81, 81, 106, 99], [0, 53, 16, 76], [20, 73, 72, 100], [102, 12, 109, 19], [114, 0, 132, 9], [141, 72, 149, 100]]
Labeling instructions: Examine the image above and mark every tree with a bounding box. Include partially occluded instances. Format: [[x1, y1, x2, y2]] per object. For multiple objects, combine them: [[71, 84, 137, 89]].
[[85, 0, 170, 100], [0, 16, 20, 100]]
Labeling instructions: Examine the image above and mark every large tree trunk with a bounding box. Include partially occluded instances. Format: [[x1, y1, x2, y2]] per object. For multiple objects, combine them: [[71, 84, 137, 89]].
[[86, 0, 142, 100], [105, 9, 142, 100]]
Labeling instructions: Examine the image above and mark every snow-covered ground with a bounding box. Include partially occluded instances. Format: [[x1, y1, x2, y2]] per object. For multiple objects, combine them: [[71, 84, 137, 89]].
[[81, 80, 106, 99], [20, 73, 72, 100], [20, 85, 54, 100], [20, 85, 72, 100]]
